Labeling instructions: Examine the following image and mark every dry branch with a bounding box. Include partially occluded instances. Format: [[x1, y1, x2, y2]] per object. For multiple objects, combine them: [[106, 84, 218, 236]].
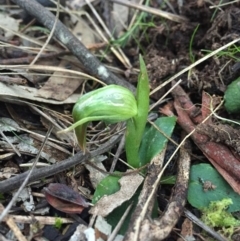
[[12, 0, 135, 92], [171, 85, 240, 193], [0, 134, 121, 193], [124, 142, 190, 241]]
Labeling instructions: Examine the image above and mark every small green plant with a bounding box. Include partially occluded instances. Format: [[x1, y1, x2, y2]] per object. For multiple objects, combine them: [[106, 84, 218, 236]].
[[60, 55, 149, 168], [202, 45, 240, 61], [125, 55, 149, 167], [112, 21, 155, 50], [67, 84, 138, 151], [60, 55, 177, 234], [111, 0, 154, 51], [92, 115, 176, 233], [210, 0, 223, 22], [54, 217, 63, 229], [189, 24, 199, 63]]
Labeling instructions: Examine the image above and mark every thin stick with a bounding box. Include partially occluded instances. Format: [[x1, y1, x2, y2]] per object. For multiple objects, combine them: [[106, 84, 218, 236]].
[[0, 134, 121, 193], [184, 209, 227, 241], [150, 79, 182, 110], [110, 135, 125, 173], [111, 0, 189, 23], [0, 130, 21, 156], [0, 126, 54, 222], [5, 216, 28, 241], [107, 203, 133, 241], [29, 0, 60, 66], [12, 0, 135, 91], [85, 0, 131, 68]]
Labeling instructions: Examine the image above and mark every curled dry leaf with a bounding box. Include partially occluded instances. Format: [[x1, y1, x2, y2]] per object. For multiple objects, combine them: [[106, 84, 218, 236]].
[[44, 183, 89, 214]]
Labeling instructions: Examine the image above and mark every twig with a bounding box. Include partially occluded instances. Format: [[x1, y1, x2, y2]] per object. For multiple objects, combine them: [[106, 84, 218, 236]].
[[107, 203, 133, 241], [0, 51, 66, 65], [11, 0, 135, 92], [184, 209, 227, 241], [0, 134, 122, 193], [0, 129, 21, 156], [6, 218, 27, 241], [111, 0, 189, 23], [150, 79, 182, 111], [29, 0, 60, 66], [142, 141, 191, 240], [6, 215, 73, 225], [123, 148, 166, 241], [110, 135, 125, 172], [86, 0, 132, 68], [0, 126, 54, 222], [0, 64, 107, 86], [0, 204, 28, 241], [124, 142, 191, 241], [0, 76, 27, 85]]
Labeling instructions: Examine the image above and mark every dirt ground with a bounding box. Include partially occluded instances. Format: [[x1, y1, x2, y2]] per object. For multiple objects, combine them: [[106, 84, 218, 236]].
[[146, 1, 240, 98], [1, 0, 240, 240]]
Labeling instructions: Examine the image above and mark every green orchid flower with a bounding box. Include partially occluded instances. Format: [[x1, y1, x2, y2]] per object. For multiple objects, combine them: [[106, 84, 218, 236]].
[[60, 55, 149, 168], [62, 85, 138, 150]]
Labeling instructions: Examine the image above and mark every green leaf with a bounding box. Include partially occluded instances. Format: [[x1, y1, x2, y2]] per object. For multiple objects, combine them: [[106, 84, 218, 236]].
[[104, 187, 158, 235], [92, 174, 140, 234], [125, 55, 150, 168], [188, 164, 240, 212], [224, 77, 240, 113], [135, 55, 150, 143], [106, 188, 141, 234], [139, 116, 177, 167], [160, 175, 176, 185], [92, 174, 158, 234], [92, 174, 121, 204]]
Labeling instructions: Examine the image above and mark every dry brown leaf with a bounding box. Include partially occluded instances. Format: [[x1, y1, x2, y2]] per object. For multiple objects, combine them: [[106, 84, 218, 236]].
[[36, 16, 96, 101], [177, 218, 194, 241], [35, 59, 84, 101], [0, 82, 79, 104], [44, 183, 89, 214]]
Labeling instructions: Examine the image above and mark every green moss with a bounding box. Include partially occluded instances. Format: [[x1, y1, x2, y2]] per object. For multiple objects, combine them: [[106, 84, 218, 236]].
[[201, 198, 240, 237], [54, 217, 63, 229]]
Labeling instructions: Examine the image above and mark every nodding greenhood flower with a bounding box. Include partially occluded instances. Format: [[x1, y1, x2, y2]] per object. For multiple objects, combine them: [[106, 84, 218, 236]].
[[62, 85, 138, 151]]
